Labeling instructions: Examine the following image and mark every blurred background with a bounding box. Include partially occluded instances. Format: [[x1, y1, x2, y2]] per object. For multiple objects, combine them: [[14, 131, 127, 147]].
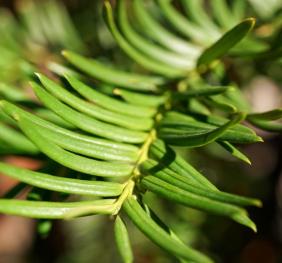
[[0, 0, 281, 262]]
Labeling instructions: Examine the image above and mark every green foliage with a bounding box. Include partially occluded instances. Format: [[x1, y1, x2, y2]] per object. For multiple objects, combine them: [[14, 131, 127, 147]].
[[197, 18, 255, 67], [0, 0, 281, 262], [114, 216, 134, 263]]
